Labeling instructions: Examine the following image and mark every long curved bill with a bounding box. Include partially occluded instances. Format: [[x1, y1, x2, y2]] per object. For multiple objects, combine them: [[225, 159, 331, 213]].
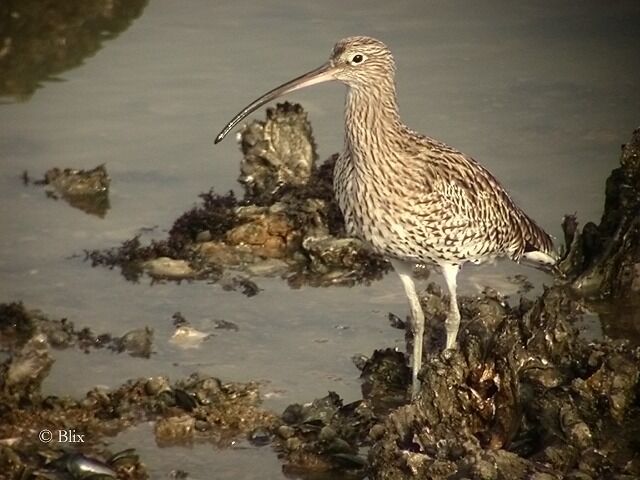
[[214, 62, 337, 144]]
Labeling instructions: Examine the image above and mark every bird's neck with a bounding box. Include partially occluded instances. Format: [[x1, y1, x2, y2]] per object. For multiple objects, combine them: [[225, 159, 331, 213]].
[[344, 84, 404, 162]]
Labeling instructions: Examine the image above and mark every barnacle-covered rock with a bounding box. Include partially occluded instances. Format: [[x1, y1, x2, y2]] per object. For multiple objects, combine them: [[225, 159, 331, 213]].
[[238, 101, 317, 202], [367, 285, 640, 479]]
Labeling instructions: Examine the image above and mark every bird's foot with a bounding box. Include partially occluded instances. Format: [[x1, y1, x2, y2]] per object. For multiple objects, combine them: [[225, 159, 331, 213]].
[[410, 379, 421, 401]]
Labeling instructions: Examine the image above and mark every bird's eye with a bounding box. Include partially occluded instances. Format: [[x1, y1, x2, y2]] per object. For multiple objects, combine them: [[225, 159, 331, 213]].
[[350, 54, 365, 65]]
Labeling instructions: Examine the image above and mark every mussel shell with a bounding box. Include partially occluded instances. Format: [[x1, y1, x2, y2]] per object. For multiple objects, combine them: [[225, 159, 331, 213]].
[[61, 453, 117, 478], [107, 448, 139, 467]]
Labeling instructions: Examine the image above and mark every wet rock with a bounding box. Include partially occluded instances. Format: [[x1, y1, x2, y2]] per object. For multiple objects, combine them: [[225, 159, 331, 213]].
[[560, 127, 640, 299], [195, 230, 212, 242], [0, 323, 276, 474], [359, 349, 410, 411], [44, 164, 109, 196], [366, 285, 640, 479], [155, 414, 196, 444], [1, 333, 53, 398], [226, 210, 302, 258], [569, 350, 639, 424], [220, 276, 261, 297], [238, 101, 317, 202], [37, 164, 111, 217], [275, 392, 375, 474], [115, 327, 153, 358], [86, 234, 219, 283], [301, 235, 389, 285], [198, 240, 246, 266], [213, 319, 239, 331], [142, 257, 195, 279], [62, 111, 639, 478], [248, 427, 272, 446], [170, 326, 213, 349], [145, 376, 171, 396], [172, 311, 188, 327], [243, 258, 290, 276], [0, 301, 160, 361], [0, 301, 37, 347], [388, 312, 406, 330]]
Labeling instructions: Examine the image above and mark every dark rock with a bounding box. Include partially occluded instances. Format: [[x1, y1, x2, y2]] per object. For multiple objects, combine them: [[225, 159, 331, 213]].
[[560, 127, 640, 299], [367, 285, 640, 479]]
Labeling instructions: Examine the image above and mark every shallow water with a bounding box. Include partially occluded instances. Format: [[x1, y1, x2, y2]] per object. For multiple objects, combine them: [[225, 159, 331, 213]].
[[1, 0, 639, 477]]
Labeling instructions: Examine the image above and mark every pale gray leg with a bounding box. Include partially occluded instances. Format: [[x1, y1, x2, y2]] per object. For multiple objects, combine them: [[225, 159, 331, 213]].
[[390, 259, 424, 399], [440, 262, 461, 350]]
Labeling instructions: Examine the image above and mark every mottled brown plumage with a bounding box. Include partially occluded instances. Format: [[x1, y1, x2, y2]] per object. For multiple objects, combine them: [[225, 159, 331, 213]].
[[215, 36, 557, 398]]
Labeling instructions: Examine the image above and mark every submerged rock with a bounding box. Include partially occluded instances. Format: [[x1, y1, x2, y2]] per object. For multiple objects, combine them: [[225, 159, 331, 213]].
[[116, 327, 154, 358]]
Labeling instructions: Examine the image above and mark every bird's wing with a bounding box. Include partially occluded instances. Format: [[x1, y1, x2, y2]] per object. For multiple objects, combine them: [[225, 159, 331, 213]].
[[406, 136, 555, 261]]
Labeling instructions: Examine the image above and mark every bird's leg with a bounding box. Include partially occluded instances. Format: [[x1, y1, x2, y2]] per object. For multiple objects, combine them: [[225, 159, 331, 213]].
[[391, 260, 424, 399], [440, 263, 461, 350]]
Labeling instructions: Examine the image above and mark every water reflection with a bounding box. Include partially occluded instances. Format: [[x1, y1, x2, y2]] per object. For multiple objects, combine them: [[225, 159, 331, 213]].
[[0, 0, 148, 101]]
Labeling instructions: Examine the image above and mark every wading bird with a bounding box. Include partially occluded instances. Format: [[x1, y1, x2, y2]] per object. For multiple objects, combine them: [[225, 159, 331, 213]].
[[215, 36, 556, 398]]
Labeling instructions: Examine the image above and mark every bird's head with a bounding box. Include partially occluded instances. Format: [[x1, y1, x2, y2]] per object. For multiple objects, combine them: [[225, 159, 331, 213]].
[[328, 36, 396, 88], [215, 36, 395, 143]]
